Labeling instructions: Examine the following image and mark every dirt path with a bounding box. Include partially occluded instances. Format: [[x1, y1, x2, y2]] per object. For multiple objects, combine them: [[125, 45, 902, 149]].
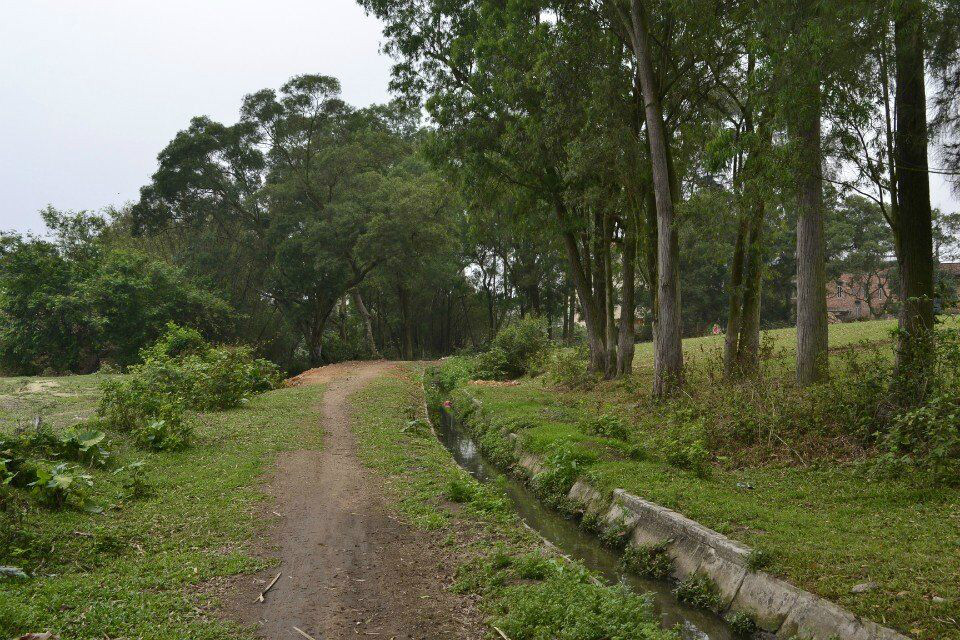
[[227, 361, 478, 640]]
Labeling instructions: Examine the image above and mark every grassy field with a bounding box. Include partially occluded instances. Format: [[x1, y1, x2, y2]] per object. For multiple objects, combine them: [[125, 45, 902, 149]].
[[433, 319, 960, 640], [350, 367, 677, 640], [0, 374, 324, 639]]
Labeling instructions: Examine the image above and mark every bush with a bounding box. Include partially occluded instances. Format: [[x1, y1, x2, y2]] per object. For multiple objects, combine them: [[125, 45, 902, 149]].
[[428, 356, 477, 395], [139, 322, 207, 362], [619, 542, 673, 580], [133, 412, 191, 451], [546, 345, 595, 389], [479, 316, 550, 380], [673, 573, 723, 612], [97, 325, 281, 448], [582, 414, 630, 440]]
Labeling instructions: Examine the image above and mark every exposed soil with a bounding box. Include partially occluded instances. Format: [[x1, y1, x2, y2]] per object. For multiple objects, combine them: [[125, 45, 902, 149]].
[[224, 361, 482, 640]]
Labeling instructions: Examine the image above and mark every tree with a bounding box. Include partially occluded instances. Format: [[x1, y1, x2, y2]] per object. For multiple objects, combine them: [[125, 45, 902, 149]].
[[133, 77, 427, 364], [893, 0, 936, 382]]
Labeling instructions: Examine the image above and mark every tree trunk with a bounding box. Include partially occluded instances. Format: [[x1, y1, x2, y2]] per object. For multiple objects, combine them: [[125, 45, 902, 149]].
[[603, 211, 617, 377], [560, 220, 609, 374], [794, 84, 828, 386], [629, 0, 682, 396], [617, 210, 638, 376], [724, 216, 749, 378], [736, 198, 765, 373], [351, 290, 381, 359], [894, 0, 935, 382], [398, 286, 414, 360]]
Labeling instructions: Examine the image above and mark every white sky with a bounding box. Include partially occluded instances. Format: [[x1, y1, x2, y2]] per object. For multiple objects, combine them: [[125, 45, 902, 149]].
[[0, 0, 393, 235], [0, 1, 957, 235]]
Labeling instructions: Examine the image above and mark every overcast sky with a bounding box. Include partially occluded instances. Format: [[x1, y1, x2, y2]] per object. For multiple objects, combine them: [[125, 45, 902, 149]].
[[0, 0, 393, 235], [1, 1, 957, 236]]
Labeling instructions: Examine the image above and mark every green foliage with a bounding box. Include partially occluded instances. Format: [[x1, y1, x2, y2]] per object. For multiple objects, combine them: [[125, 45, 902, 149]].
[[427, 356, 477, 395], [619, 542, 673, 580], [27, 462, 98, 512], [582, 414, 630, 441], [530, 445, 596, 507], [445, 477, 476, 503], [662, 411, 712, 478], [97, 325, 280, 450], [545, 346, 595, 390], [746, 548, 774, 572], [598, 517, 633, 551], [725, 611, 758, 637], [138, 323, 207, 361], [0, 216, 231, 375], [477, 317, 551, 380], [475, 347, 512, 380], [133, 412, 191, 452], [494, 575, 673, 640], [673, 573, 723, 612]]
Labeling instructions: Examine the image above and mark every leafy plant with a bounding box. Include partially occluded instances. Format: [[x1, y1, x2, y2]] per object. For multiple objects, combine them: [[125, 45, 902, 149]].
[[746, 548, 773, 572], [726, 611, 758, 637], [583, 414, 630, 440], [620, 542, 673, 580], [546, 345, 595, 390], [445, 478, 476, 503], [28, 462, 99, 512], [673, 573, 723, 612]]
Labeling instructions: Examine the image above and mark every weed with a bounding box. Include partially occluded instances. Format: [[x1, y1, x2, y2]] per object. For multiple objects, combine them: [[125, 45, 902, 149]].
[[445, 478, 475, 503], [583, 414, 630, 440], [619, 542, 673, 580], [746, 548, 773, 572], [598, 517, 633, 551], [726, 611, 758, 637], [673, 573, 723, 612]]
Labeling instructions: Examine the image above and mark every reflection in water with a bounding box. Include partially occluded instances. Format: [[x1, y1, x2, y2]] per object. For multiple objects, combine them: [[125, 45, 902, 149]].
[[435, 409, 732, 640]]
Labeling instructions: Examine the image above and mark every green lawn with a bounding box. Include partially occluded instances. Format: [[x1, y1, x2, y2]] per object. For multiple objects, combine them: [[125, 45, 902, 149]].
[[0, 374, 324, 639], [433, 318, 960, 640]]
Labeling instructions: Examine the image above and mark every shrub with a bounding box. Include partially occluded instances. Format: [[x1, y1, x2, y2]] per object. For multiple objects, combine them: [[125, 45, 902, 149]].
[[428, 356, 477, 395], [531, 445, 596, 508], [546, 345, 595, 389], [583, 414, 630, 441], [598, 517, 633, 550], [27, 461, 99, 512], [662, 410, 712, 478], [726, 611, 758, 637], [139, 322, 207, 362], [619, 542, 673, 580], [475, 347, 511, 380], [478, 316, 550, 380], [133, 409, 191, 451], [445, 478, 476, 503], [97, 326, 280, 448], [495, 575, 669, 640], [745, 548, 773, 572], [673, 573, 723, 612]]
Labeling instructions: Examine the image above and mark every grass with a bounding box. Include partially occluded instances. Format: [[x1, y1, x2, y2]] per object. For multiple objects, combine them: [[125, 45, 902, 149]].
[[349, 366, 677, 640], [632, 318, 899, 370], [0, 373, 121, 433], [433, 318, 960, 640], [0, 374, 324, 639]]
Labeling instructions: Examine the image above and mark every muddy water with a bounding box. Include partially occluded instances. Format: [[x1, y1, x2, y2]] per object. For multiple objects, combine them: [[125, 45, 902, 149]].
[[436, 410, 733, 640]]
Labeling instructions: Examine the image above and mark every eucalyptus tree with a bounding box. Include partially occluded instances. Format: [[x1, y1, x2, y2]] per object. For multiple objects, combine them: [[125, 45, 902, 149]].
[[362, 0, 640, 377]]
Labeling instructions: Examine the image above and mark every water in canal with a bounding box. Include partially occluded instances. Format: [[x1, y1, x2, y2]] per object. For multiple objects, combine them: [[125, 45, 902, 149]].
[[435, 409, 733, 640]]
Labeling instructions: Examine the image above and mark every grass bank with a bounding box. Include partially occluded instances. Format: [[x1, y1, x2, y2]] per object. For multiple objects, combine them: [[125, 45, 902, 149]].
[[429, 319, 960, 640], [349, 365, 679, 640], [0, 373, 324, 638]]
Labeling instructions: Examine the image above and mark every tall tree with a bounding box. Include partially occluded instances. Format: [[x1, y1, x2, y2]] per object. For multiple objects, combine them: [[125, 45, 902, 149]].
[[893, 0, 935, 380]]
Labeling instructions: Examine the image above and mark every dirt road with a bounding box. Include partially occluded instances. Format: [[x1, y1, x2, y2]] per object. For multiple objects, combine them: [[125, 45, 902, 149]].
[[227, 361, 478, 640]]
